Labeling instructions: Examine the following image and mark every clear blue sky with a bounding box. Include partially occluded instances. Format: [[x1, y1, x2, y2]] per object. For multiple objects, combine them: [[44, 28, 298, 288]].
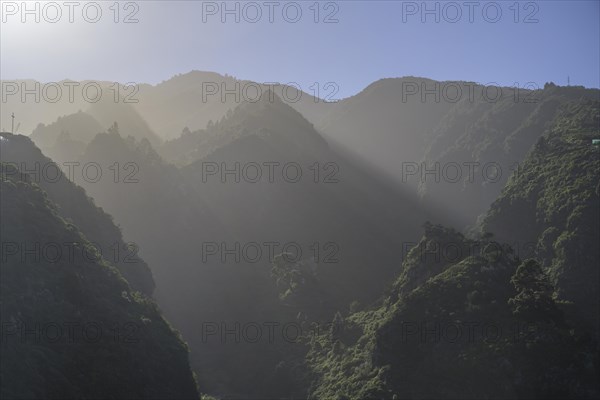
[[1, 0, 598, 98]]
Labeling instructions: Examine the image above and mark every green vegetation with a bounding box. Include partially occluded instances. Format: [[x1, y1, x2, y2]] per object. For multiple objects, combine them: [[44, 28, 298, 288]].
[[305, 99, 600, 400], [306, 225, 598, 399], [0, 163, 199, 399], [482, 100, 600, 330]]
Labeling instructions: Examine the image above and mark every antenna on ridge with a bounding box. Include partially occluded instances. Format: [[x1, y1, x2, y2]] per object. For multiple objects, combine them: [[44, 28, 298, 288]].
[[567, 76, 570, 86], [11, 112, 15, 134]]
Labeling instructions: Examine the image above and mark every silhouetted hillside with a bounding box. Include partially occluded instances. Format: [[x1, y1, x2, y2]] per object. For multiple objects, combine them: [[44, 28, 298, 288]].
[[0, 132, 154, 295], [0, 160, 199, 399]]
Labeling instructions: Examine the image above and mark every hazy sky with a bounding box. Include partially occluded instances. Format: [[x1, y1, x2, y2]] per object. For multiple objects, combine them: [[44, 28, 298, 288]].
[[1, 0, 598, 98]]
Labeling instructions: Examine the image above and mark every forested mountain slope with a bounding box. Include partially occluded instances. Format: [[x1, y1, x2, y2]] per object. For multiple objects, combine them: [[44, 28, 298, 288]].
[[307, 224, 598, 399], [482, 100, 600, 331], [313, 80, 600, 226], [0, 132, 155, 295], [0, 161, 199, 399]]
